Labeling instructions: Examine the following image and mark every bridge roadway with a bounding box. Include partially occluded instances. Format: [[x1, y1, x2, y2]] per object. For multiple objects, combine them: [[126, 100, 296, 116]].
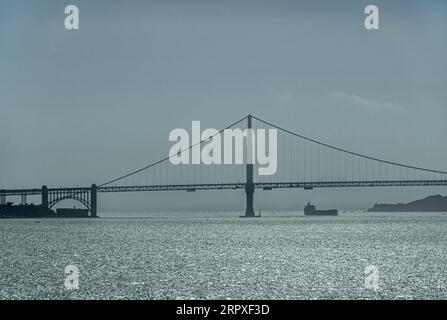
[[2, 179, 447, 196]]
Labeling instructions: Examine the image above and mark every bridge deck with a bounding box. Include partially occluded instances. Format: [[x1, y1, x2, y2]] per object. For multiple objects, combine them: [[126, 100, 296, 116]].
[[98, 180, 447, 192], [3, 180, 447, 196], [0, 180, 447, 196]]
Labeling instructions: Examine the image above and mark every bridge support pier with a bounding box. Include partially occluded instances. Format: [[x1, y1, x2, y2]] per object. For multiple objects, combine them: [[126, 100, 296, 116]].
[[41, 185, 48, 208], [21, 194, 27, 205], [0, 194, 5, 205], [90, 184, 97, 218], [245, 185, 255, 217]]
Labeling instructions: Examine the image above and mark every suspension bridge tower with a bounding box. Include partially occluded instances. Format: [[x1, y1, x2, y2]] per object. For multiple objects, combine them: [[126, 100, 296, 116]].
[[245, 114, 255, 217]]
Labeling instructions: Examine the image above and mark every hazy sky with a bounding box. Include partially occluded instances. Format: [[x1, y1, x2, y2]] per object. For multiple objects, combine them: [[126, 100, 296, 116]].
[[1, 0, 446, 211]]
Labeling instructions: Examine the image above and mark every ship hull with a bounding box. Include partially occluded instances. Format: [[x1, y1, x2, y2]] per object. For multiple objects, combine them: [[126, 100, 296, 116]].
[[304, 209, 338, 216]]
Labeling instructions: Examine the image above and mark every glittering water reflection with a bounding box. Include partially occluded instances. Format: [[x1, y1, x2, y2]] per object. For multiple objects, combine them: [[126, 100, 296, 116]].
[[0, 211, 445, 299]]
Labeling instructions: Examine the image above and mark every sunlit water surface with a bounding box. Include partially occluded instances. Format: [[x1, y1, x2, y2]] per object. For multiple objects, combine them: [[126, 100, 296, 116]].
[[0, 211, 445, 299]]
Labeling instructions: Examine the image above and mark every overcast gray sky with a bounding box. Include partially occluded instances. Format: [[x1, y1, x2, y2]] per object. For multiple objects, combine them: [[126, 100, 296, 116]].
[[1, 0, 446, 212]]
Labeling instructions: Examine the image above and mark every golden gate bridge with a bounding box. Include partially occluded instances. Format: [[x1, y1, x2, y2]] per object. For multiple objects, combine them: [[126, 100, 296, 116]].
[[1, 114, 447, 217]]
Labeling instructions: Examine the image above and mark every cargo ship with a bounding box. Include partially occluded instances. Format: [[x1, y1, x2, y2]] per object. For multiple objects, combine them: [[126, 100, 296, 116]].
[[304, 202, 338, 216]]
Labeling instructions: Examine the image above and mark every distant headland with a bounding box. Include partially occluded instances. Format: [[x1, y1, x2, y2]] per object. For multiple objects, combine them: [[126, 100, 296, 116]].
[[368, 195, 447, 212]]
